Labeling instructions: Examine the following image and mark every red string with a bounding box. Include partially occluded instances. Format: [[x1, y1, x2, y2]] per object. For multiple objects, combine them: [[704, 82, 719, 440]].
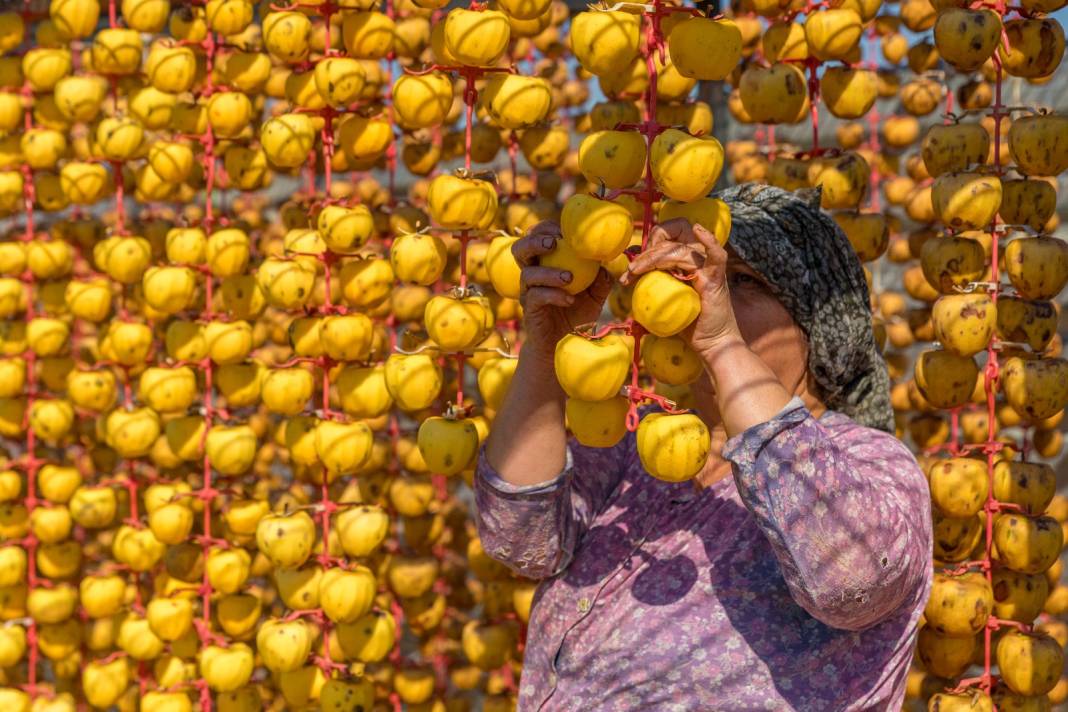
[[949, 0, 1015, 696], [455, 351, 466, 407], [863, 26, 880, 212], [806, 60, 820, 153], [18, 77, 39, 699], [623, 0, 676, 431], [384, 7, 398, 206], [449, 62, 495, 408], [579, 1, 700, 432], [507, 132, 519, 197], [195, 27, 221, 712], [779, 56, 827, 157], [976, 32, 1007, 698]]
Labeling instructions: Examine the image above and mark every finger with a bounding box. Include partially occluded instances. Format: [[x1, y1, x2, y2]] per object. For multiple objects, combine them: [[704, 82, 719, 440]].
[[692, 268, 715, 295], [525, 220, 562, 239], [585, 267, 614, 304], [625, 241, 680, 268], [622, 243, 691, 282], [647, 218, 696, 248], [691, 224, 728, 266], [512, 232, 560, 266], [622, 243, 706, 283], [523, 286, 573, 310], [693, 265, 728, 306], [520, 266, 573, 292], [622, 254, 706, 285]]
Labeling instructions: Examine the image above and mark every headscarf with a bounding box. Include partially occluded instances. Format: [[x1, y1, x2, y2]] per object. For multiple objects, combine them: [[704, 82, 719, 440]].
[[716, 182, 894, 433]]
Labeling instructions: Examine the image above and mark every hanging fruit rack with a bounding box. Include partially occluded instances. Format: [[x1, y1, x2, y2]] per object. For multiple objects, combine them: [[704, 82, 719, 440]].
[[582, 0, 716, 433]]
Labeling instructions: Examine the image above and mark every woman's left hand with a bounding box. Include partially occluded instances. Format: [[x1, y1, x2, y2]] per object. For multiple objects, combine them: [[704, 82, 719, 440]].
[[620, 218, 744, 361]]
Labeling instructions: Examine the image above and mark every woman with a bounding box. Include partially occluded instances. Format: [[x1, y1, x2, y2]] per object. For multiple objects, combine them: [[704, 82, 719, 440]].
[[475, 184, 933, 711]]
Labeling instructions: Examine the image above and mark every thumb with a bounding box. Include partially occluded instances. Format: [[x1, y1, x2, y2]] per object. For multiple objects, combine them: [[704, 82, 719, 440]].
[[586, 267, 614, 304], [692, 224, 727, 265], [694, 263, 729, 310], [693, 268, 741, 341]]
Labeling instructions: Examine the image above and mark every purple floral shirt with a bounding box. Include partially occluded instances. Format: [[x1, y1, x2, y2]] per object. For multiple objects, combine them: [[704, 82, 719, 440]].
[[474, 399, 933, 711]]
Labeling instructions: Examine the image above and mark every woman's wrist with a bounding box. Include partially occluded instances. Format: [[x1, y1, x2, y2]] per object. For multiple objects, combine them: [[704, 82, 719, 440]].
[[698, 331, 792, 437], [698, 331, 749, 375], [516, 344, 565, 400], [519, 337, 557, 369]]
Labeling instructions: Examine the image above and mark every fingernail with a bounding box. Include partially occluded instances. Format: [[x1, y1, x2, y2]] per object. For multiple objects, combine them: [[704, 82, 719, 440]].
[[542, 237, 555, 249], [560, 271, 573, 283], [565, 295, 575, 305]]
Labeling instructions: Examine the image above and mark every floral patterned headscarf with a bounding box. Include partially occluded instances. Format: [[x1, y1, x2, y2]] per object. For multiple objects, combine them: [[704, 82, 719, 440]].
[[717, 183, 894, 433]]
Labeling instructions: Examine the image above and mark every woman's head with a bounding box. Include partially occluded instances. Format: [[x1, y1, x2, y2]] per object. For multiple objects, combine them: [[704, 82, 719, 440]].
[[717, 183, 893, 432]]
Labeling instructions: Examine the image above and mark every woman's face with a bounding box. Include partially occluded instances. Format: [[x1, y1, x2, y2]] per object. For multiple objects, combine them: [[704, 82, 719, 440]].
[[722, 250, 810, 396]]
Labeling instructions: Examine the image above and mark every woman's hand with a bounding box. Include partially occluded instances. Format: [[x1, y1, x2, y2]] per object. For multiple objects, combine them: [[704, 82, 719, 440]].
[[620, 218, 744, 360], [513, 221, 614, 363], [623, 219, 794, 435]]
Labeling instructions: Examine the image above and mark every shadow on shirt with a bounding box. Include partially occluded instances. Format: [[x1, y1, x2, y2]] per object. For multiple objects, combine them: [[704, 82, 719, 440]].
[[546, 473, 911, 709]]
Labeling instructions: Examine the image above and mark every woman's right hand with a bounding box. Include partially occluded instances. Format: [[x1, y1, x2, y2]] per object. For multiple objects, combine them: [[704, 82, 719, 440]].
[[513, 220, 614, 364]]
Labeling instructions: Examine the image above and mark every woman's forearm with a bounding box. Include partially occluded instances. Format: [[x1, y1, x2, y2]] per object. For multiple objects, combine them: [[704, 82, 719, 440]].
[[701, 335, 793, 438], [483, 351, 569, 487]]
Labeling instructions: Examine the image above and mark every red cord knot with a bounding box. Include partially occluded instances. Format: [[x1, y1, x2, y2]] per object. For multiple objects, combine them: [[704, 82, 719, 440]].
[[13, 454, 48, 471], [313, 654, 348, 674], [983, 357, 1001, 385], [431, 473, 448, 502], [193, 619, 228, 647], [625, 400, 641, 432], [431, 578, 452, 597], [193, 534, 232, 549], [942, 559, 992, 576], [18, 682, 55, 698], [316, 553, 347, 568], [284, 608, 326, 624], [988, 500, 1026, 515], [981, 440, 1006, 456], [98, 649, 129, 665], [193, 486, 222, 502], [990, 617, 1031, 632], [26, 576, 52, 589], [948, 675, 990, 694]]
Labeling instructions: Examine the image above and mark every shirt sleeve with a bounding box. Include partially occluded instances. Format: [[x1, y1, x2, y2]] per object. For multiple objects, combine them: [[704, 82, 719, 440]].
[[474, 435, 633, 580], [723, 400, 933, 631]]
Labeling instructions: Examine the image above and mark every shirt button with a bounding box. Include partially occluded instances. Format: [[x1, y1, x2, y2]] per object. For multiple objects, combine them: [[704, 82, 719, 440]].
[[577, 597, 591, 613]]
